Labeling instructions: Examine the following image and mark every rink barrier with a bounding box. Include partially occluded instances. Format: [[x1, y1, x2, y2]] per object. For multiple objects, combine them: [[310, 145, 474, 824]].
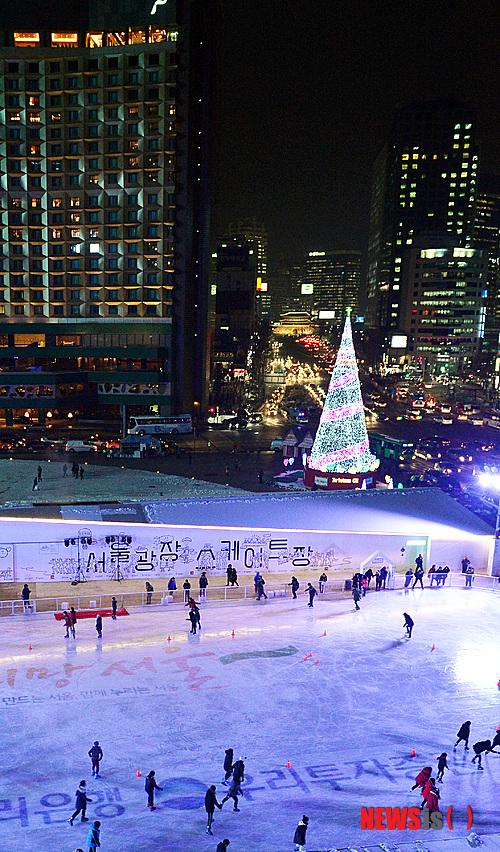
[[2, 571, 499, 617]]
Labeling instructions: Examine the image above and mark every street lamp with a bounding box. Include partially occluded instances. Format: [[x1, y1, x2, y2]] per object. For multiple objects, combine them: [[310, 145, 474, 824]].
[[478, 473, 500, 577]]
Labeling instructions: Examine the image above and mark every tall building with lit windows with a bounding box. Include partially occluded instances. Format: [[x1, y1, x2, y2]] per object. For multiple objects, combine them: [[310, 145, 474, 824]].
[[305, 250, 361, 319], [366, 100, 479, 336], [0, 0, 213, 424]]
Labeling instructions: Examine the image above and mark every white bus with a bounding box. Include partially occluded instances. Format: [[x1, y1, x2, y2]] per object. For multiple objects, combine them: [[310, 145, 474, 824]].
[[128, 415, 192, 436]]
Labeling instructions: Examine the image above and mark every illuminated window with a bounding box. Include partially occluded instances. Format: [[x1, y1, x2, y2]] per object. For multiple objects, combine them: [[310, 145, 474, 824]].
[[51, 113, 61, 122], [129, 28, 146, 44], [150, 27, 167, 42], [89, 175, 99, 185], [9, 112, 21, 122], [14, 32, 40, 46], [106, 31, 126, 46], [51, 32, 78, 47], [52, 229, 62, 239], [52, 198, 63, 208], [89, 243, 100, 253]]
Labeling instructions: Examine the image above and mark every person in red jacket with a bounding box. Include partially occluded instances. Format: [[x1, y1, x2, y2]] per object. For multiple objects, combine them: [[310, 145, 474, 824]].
[[421, 776, 435, 808], [425, 782, 440, 813], [410, 765, 432, 791]]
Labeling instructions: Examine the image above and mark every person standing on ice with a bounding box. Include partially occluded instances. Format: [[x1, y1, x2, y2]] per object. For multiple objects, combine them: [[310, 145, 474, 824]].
[[288, 576, 299, 599], [413, 565, 424, 589], [425, 782, 440, 813], [404, 568, 413, 590], [221, 748, 234, 784], [89, 741, 103, 778], [216, 840, 230, 852], [205, 785, 222, 834], [353, 586, 361, 610], [232, 757, 245, 784], [145, 770, 163, 809], [68, 780, 92, 825], [86, 820, 101, 850], [454, 720, 471, 750], [410, 765, 431, 791], [403, 612, 414, 638], [305, 583, 317, 607], [436, 752, 448, 782], [293, 815, 309, 852], [221, 777, 242, 812], [319, 572, 327, 593], [95, 613, 102, 639]]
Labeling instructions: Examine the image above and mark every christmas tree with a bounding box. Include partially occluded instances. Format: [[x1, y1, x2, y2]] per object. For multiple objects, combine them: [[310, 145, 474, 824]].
[[308, 312, 378, 474]]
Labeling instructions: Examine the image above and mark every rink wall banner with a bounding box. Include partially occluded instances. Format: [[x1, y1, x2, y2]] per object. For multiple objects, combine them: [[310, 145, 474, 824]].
[[0, 518, 492, 583]]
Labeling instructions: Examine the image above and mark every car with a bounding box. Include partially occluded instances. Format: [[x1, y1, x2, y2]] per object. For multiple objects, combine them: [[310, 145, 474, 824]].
[[65, 440, 98, 453], [247, 412, 263, 423], [270, 437, 283, 451]]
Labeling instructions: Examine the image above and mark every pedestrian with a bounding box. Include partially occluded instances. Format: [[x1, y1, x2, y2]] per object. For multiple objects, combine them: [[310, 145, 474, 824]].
[[95, 614, 102, 639], [288, 576, 299, 599], [188, 609, 197, 634], [32, 475, 39, 491], [375, 569, 381, 591], [258, 468, 263, 484], [183, 578, 191, 602], [404, 568, 413, 589], [415, 553, 423, 571], [428, 564, 436, 586], [305, 582, 317, 607], [21, 583, 31, 612], [364, 567, 373, 588], [232, 756, 245, 784], [63, 610, 72, 638], [221, 778, 242, 812], [254, 571, 261, 595], [193, 602, 201, 631], [380, 565, 387, 589], [146, 581, 154, 605], [425, 782, 440, 814], [454, 720, 471, 750], [216, 841, 230, 852], [471, 739, 498, 769], [222, 748, 234, 784], [293, 815, 309, 852], [111, 596, 117, 619], [63, 463, 68, 477], [79, 466, 84, 480], [199, 570, 208, 601], [68, 780, 92, 825], [205, 784, 222, 835], [86, 820, 100, 851], [88, 741, 103, 778], [230, 566, 238, 586], [319, 572, 327, 593], [436, 752, 448, 782], [361, 576, 368, 596], [412, 566, 424, 589], [410, 765, 432, 791], [353, 586, 361, 610], [256, 575, 267, 600], [403, 612, 414, 638], [145, 770, 163, 810], [226, 565, 232, 586], [461, 555, 470, 573], [37, 464, 42, 483], [167, 576, 177, 597], [465, 564, 474, 587], [69, 606, 77, 638]]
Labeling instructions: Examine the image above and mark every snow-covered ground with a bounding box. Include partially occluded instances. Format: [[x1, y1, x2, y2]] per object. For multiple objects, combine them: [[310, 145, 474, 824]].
[[1, 585, 500, 851]]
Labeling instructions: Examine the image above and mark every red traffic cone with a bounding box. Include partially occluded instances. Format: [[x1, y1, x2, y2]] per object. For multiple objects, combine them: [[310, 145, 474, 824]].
[[497, 680, 500, 690], [167, 635, 171, 642], [411, 747, 416, 757], [28, 644, 32, 650], [323, 630, 327, 636], [315, 658, 320, 664], [309, 651, 313, 657], [136, 769, 141, 777], [231, 630, 235, 637], [431, 643, 435, 651], [304, 655, 308, 661], [285, 760, 291, 768]]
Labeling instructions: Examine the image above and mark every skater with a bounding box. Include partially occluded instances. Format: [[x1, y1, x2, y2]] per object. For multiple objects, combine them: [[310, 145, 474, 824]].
[[306, 582, 317, 607], [222, 748, 234, 784], [199, 570, 208, 601], [361, 575, 368, 596], [86, 820, 101, 851], [69, 606, 77, 638], [167, 576, 177, 597], [188, 608, 197, 634], [145, 581, 154, 605], [145, 770, 163, 810], [95, 613, 102, 639], [454, 720, 471, 750], [436, 752, 448, 782], [63, 463, 68, 477], [415, 553, 423, 571], [424, 781, 440, 813], [226, 565, 232, 586], [380, 565, 388, 589], [88, 741, 103, 778], [256, 575, 267, 600], [364, 567, 373, 589], [79, 466, 84, 480], [288, 576, 299, 599], [403, 612, 414, 638], [32, 475, 39, 491], [420, 775, 434, 808], [465, 564, 474, 587], [428, 564, 436, 586], [410, 765, 432, 791], [205, 785, 222, 834], [492, 729, 500, 750], [63, 610, 72, 638], [293, 815, 309, 852], [68, 780, 92, 825], [230, 566, 238, 586], [193, 602, 201, 631], [413, 565, 424, 589], [319, 572, 327, 593], [216, 841, 230, 852], [183, 578, 191, 602], [375, 569, 381, 591], [353, 586, 361, 610], [471, 739, 498, 769], [21, 583, 31, 612], [221, 778, 242, 811], [111, 596, 117, 619], [37, 464, 42, 483], [404, 568, 413, 589], [232, 756, 245, 784]]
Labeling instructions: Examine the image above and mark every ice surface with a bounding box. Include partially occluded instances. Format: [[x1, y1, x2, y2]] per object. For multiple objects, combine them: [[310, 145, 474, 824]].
[[1, 586, 500, 851]]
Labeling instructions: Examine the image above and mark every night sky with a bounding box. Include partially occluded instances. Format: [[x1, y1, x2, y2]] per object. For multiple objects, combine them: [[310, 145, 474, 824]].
[[216, 0, 500, 267]]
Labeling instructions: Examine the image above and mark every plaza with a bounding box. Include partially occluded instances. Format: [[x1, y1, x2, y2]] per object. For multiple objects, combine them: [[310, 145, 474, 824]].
[[2, 583, 500, 851]]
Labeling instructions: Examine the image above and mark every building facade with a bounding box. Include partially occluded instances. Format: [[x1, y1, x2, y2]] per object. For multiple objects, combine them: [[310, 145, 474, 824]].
[[305, 250, 361, 319], [0, 0, 212, 425], [473, 174, 500, 383], [367, 100, 479, 336]]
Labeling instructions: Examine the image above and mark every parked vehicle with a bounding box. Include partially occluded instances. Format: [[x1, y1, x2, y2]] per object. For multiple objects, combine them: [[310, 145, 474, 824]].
[[65, 440, 98, 453]]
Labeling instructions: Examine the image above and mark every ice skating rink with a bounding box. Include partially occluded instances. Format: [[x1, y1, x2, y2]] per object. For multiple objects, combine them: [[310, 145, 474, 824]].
[[2, 585, 500, 851]]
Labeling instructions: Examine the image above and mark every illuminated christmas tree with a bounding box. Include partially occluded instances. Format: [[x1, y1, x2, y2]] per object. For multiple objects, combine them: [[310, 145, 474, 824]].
[[308, 312, 378, 475]]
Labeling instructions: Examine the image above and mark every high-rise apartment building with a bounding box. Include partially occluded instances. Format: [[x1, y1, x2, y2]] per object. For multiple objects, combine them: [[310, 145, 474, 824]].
[[367, 100, 479, 333], [305, 250, 361, 319], [0, 0, 212, 425], [473, 174, 500, 378]]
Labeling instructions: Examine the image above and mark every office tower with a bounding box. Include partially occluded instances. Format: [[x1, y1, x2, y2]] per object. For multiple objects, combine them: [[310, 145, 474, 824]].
[[401, 237, 486, 374], [0, 0, 212, 426], [367, 99, 479, 333], [305, 250, 361, 319], [473, 175, 500, 380], [227, 218, 269, 318], [213, 236, 257, 353]]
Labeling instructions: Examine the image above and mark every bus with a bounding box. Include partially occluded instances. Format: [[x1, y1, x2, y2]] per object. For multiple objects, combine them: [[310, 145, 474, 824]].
[[128, 415, 192, 436]]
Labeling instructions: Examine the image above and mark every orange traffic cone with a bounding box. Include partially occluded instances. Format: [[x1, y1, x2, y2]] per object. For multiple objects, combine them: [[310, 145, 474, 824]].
[[285, 760, 291, 768], [304, 656, 308, 661], [315, 658, 320, 664], [28, 644, 32, 650], [431, 643, 435, 651], [323, 630, 327, 636], [309, 652, 313, 657], [136, 769, 141, 777], [167, 635, 171, 642], [411, 747, 416, 757], [231, 630, 235, 637]]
